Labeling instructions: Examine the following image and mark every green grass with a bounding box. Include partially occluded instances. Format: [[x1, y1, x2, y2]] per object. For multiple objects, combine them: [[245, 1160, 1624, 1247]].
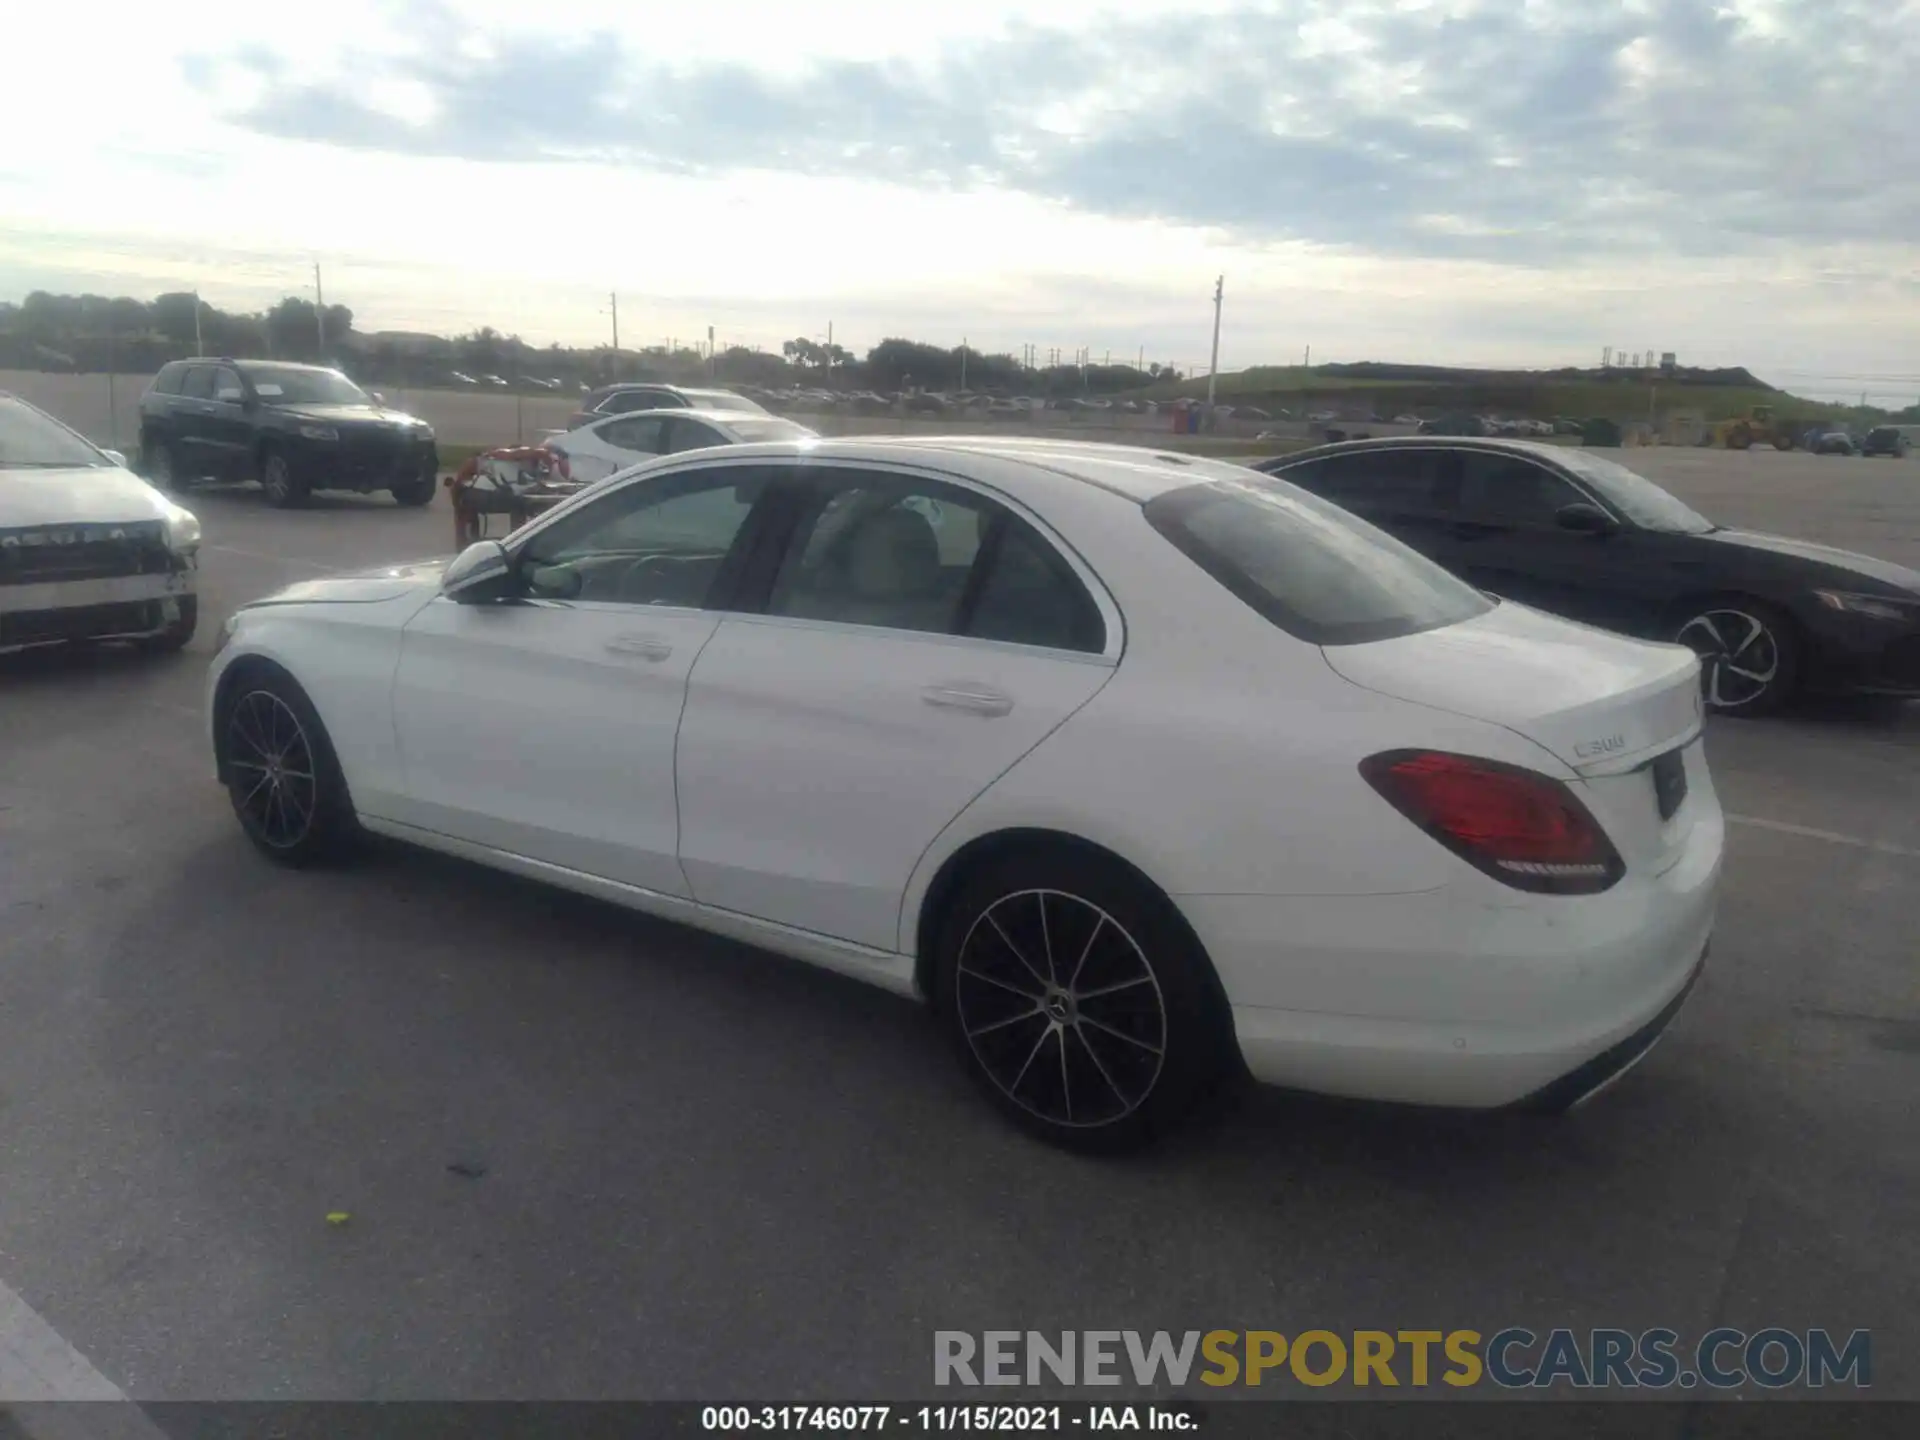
[[1126, 367, 1835, 427]]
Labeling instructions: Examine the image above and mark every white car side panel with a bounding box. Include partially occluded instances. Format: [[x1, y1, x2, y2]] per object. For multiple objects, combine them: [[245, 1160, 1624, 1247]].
[[386, 595, 719, 896], [207, 597, 427, 816], [675, 615, 1114, 951]]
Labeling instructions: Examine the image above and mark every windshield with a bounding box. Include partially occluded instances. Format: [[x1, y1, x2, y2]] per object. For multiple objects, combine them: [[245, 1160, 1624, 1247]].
[[244, 366, 371, 406], [1144, 476, 1495, 646], [0, 395, 112, 469], [1552, 448, 1715, 534], [722, 418, 814, 442]]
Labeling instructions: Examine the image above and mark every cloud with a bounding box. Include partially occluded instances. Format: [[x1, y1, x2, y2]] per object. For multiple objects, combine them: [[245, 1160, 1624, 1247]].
[[177, 0, 1920, 266]]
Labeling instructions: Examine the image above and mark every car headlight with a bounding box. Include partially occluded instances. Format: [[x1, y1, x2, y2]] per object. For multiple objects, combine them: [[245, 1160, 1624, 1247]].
[[165, 505, 202, 554], [299, 424, 338, 441], [1813, 589, 1920, 622]]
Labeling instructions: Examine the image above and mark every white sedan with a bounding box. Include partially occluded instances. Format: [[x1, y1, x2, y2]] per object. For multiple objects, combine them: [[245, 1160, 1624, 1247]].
[[207, 437, 1722, 1150], [545, 407, 818, 484]]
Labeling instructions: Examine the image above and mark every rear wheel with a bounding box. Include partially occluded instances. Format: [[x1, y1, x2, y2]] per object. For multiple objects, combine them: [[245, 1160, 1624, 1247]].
[[933, 847, 1232, 1152], [1674, 598, 1800, 716], [260, 448, 309, 508], [219, 668, 358, 865]]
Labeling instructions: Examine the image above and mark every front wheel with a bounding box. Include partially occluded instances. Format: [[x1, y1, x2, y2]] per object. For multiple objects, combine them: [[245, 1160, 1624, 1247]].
[[260, 450, 310, 509], [219, 669, 358, 865], [390, 466, 437, 507], [933, 849, 1232, 1152], [143, 435, 185, 490], [1674, 599, 1801, 716]]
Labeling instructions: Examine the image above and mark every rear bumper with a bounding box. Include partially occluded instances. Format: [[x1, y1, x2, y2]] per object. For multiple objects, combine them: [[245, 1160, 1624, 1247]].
[[1193, 804, 1723, 1110]]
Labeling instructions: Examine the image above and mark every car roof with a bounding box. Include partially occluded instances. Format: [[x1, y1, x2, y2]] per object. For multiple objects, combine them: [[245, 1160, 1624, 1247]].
[[1268, 434, 1581, 468], [683, 435, 1253, 502], [583, 407, 784, 425]]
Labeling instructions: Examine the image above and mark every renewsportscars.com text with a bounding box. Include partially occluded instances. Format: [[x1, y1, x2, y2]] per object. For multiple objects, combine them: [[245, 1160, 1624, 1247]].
[[934, 1328, 1871, 1390]]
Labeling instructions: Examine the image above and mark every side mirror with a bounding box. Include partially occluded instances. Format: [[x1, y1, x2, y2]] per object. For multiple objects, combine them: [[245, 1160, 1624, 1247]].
[[1556, 502, 1619, 535], [371, 391, 388, 404], [102, 448, 128, 468], [442, 540, 513, 602]]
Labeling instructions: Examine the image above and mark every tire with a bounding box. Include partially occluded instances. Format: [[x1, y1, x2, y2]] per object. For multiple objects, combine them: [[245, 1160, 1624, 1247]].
[[390, 466, 437, 507], [218, 667, 359, 866], [1672, 598, 1801, 716], [932, 846, 1232, 1153], [143, 434, 185, 491], [259, 448, 310, 509], [138, 594, 197, 653]]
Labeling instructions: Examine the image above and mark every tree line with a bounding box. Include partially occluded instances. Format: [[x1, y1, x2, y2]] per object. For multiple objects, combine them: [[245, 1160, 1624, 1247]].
[[0, 290, 1183, 398]]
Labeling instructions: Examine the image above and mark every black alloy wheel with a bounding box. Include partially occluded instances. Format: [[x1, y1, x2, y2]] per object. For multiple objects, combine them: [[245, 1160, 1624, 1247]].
[[935, 849, 1231, 1152], [221, 672, 356, 864]]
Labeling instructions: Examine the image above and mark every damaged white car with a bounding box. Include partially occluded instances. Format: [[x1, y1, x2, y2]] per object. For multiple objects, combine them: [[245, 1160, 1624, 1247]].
[[1, 392, 200, 654]]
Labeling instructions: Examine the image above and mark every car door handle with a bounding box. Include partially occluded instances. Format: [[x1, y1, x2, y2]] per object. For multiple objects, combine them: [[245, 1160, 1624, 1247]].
[[605, 633, 673, 661], [923, 684, 1014, 717]]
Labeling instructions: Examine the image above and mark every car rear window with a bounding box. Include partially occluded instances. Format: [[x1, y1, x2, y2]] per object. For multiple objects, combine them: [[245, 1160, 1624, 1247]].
[[1143, 476, 1494, 646]]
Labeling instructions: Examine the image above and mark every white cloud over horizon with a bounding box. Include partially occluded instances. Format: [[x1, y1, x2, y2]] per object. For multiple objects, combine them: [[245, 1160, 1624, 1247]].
[[5, 0, 1920, 399]]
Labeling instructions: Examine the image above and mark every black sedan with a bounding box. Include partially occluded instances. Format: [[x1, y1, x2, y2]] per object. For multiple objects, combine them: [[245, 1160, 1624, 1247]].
[[1253, 436, 1920, 714]]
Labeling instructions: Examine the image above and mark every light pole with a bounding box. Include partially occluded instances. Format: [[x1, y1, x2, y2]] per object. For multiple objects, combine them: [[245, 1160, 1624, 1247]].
[[1205, 275, 1224, 416]]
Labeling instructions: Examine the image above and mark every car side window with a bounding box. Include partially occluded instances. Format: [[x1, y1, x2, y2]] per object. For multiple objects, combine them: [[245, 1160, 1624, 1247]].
[[150, 364, 184, 396], [1456, 453, 1584, 526], [964, 519, 1107, 654], [766, 473, 988, 636], [596, 416, 668, 454], [179, 366, 215, 400], [516, 466, 766, 608], [1286, 451, 1445, 515], [212, 367, 245, 402], [665, 419, 725, 454]]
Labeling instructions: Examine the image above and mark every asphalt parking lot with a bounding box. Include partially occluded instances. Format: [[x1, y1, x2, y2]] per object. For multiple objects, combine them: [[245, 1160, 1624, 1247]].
[[1, 448, 1917, 1412]]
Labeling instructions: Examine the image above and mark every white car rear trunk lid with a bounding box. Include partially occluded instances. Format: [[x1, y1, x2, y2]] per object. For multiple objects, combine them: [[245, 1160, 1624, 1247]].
[[1323, 601, 1708, 875]]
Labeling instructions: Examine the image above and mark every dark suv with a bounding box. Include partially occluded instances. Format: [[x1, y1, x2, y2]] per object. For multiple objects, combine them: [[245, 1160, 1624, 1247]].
[[1862, 426, 1911, 458], [561, 382, 767, 432], [138, 359, 439, 508]]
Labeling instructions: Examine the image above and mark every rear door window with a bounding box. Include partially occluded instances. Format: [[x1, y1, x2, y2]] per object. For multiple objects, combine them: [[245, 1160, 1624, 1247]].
[[1281, 449, 1449, 517], [1144, 476, 1494, 646], [179, 366, 215, 400]]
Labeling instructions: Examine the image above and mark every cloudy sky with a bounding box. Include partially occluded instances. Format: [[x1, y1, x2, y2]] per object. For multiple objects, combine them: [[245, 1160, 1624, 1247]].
[[4, 0, 1918, 397]]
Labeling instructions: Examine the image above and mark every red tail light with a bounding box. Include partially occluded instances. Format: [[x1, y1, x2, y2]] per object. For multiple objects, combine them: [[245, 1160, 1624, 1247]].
[[1360, 750, 1625, 895]]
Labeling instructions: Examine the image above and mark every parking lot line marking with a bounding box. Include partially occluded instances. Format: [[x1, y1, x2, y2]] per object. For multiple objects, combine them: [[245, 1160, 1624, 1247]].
[[202, 544, 339, 572], [0, 1277, 170, 1440], [1727, 812, 1920, 860]]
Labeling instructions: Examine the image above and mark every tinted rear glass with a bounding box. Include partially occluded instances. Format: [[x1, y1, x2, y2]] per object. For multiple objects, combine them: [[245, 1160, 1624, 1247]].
[[1143, 476, 1494, 646]]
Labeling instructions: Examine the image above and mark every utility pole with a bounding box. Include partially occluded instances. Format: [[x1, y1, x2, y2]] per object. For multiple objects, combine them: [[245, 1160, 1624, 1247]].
[[1137, 345, 1144, 374], [193, 288, 205, 356], [960, 336, 968, 391], [827, 321, 835, 384], [610, 292, 619, 351], [1205, 275, 1224, 413], [1303, 344, 1310, 368], [314, 262, 326, 359]]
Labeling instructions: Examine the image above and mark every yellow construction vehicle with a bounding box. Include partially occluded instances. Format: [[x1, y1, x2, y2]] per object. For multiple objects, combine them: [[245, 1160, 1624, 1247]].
[[1716, 404, 1797, 451]]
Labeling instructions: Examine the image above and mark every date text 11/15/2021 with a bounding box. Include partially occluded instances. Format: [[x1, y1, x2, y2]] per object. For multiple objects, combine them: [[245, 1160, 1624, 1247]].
[[702, 1405, 1197, 1432]]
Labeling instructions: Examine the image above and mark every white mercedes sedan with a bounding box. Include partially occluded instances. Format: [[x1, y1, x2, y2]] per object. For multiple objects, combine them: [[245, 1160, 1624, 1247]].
[[207, 437, 1723, 1149]]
